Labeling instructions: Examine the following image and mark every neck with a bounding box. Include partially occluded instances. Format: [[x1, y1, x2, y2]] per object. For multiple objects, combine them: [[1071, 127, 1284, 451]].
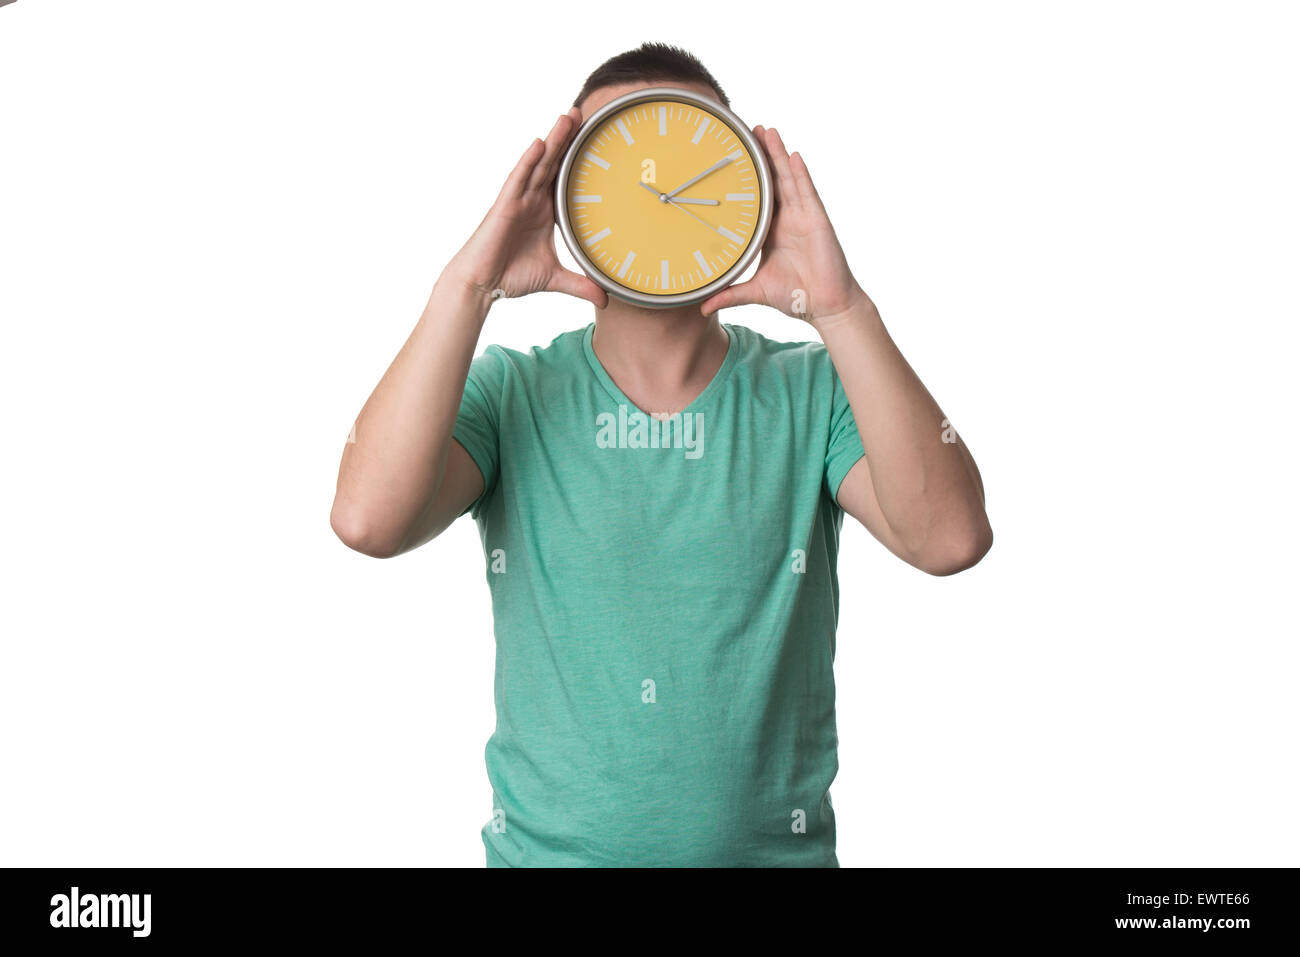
[[590, 299, 730, 416]]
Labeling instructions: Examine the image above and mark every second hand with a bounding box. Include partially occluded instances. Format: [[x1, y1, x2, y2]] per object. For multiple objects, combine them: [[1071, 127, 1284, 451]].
[[638, 181, 724, 236]]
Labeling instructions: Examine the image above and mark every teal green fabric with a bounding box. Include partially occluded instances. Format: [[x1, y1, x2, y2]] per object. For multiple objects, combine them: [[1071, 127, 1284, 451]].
[[452, 321, 865, 867]]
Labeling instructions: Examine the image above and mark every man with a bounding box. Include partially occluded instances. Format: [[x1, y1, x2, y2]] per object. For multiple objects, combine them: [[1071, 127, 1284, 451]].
[[330, 42, 992, 867]]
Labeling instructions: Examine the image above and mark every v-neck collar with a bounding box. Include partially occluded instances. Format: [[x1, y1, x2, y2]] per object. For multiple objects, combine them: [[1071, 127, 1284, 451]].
[[582, 321, 739, 418]]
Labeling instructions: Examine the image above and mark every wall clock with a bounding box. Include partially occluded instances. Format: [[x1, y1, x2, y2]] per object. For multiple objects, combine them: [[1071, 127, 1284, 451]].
[[555, 86, 773, 308]]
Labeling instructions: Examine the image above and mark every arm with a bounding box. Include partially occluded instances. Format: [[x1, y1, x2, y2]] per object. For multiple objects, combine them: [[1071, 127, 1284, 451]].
[[329, 275, 491, 558], [700, 126, 992, 576], [816, 301, 992, 576], [330, 108, 607, 558]]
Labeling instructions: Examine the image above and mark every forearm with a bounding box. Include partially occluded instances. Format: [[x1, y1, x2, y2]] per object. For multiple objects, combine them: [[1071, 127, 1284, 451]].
[[330, 269, 493, 555], [816, 295, 991, 565]]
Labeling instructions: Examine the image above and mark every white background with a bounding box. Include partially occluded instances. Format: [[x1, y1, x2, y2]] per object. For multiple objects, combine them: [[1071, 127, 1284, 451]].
[[2, 0, 1296, 867]]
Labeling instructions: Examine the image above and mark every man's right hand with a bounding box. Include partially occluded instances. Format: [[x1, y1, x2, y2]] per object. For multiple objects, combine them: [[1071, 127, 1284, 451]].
[[445, 107, 608, 308]]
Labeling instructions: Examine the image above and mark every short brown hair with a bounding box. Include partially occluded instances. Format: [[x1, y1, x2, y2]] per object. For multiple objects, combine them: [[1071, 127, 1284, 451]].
[[572, 42, 729, 110]]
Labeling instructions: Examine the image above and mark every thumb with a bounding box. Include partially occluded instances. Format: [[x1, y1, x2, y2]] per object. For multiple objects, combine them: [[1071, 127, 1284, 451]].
[[700, 279, 762, 318], [547, 267, 609, 308]]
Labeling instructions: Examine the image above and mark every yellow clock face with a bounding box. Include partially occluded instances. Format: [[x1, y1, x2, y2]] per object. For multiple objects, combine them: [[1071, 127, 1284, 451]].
[[563, 97, 763, 298]]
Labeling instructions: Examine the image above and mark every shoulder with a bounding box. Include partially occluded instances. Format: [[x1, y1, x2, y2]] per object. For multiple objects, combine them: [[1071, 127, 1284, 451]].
[[469, 325, 590, 390], [726, 322, 836, 381]]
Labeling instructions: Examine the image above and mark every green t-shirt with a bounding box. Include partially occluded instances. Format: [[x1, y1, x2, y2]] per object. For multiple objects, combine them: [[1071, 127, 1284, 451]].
[[452, 320, 865, 867]]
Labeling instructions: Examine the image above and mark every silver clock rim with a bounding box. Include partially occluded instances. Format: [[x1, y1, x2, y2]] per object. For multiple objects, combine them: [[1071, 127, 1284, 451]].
[[554, 86, 774, 309]]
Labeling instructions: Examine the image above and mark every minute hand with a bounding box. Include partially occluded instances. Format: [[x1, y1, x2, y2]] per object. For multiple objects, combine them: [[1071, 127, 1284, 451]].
[[663, 154, 737, 199]]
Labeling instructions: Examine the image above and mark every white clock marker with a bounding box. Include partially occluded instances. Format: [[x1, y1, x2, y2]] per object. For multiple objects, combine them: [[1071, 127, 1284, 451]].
[[658, 106, 667, 136], [661, 259, 669, 288], [617, 251, 636, 279], [615, 118, 634, 145], [693, 250, 713, 277], [718, 226, 743, 244], [725, 193, 754, 202], [572, 195, 602, 203], [585, 227, 611, 246], [692, 118, 711, 144], [583, 151, 610, 170]]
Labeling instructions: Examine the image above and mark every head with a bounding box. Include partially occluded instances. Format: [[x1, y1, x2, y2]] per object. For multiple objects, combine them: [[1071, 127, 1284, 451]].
[[573, 42, 728, 122], [570, 44, 735, 331]]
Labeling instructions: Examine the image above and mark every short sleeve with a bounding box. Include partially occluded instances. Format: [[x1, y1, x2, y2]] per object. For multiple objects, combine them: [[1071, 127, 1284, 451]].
[[824, 362, 866, 504], [452, 347, 506, 519]]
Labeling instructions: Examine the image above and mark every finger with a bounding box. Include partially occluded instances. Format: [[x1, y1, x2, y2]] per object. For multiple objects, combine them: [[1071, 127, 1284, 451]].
[[763, 127, 801, 210], [788, 150, 825, 211], [500, 137, 545, 202], [547, 267, 608, 308], [529, 108, 582, 193], [700, 279, 763, 318], [749, 128, 785, 229], [524, 113, 569, 192], [751, 125, 793, 212], [750, 124, 774, 172]]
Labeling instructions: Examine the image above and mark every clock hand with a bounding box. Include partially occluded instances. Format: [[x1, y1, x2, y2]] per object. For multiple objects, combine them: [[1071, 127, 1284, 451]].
[[636, 182, 718, 205], [639, 180, 733, 240], [662, 154, 737, 199], [664, 195, 728, 236]]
